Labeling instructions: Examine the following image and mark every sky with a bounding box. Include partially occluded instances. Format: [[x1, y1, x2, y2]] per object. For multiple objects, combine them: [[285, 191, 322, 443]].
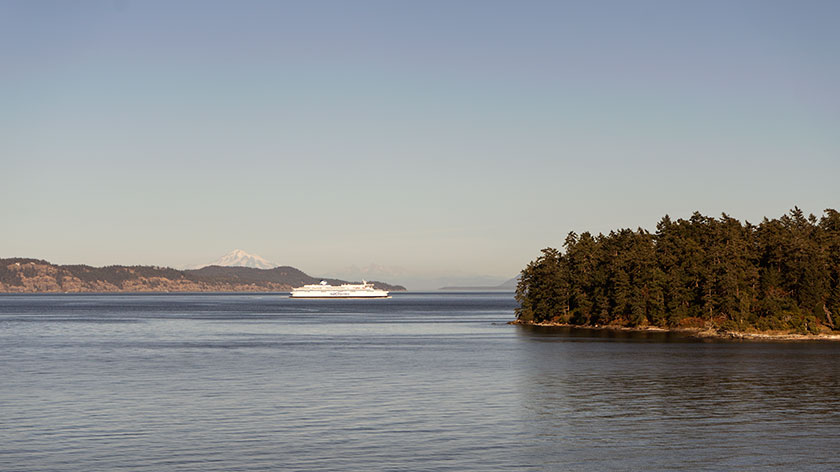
[[2, 0, 838, 289]]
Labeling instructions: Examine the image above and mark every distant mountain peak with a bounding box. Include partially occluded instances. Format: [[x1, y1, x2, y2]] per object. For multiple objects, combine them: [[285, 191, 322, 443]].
[[205, 249, 277, 270]]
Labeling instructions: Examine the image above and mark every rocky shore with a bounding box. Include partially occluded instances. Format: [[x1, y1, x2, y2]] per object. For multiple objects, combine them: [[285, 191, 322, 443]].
[[509, 319, 840, 341]]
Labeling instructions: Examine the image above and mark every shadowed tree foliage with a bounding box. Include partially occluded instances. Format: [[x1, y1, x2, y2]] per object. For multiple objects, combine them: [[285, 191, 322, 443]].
[[515, 248, 568, 323], [516, 209, 840, 334]]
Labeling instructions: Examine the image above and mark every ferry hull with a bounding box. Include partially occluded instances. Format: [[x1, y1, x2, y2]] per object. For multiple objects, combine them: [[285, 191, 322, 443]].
[[289, 283, 390, 299], [290, 293, 391, 299], [289, 291, 391, 298]]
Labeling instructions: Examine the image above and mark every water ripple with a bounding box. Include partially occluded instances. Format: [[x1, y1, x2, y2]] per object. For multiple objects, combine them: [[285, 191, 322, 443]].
[[1, 293, 839, 471]]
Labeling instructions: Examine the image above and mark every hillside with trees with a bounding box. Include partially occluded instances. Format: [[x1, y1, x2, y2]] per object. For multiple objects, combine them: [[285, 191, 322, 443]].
[[515, 208, 840, 335], [0, 259, 405, 293]]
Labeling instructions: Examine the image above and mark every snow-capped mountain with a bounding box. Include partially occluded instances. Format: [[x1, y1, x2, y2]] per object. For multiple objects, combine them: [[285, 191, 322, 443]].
[[204, 249, 278, 270]]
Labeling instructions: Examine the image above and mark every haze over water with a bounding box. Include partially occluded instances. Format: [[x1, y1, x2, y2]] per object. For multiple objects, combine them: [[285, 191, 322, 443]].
[[3, 293, 839, 471]]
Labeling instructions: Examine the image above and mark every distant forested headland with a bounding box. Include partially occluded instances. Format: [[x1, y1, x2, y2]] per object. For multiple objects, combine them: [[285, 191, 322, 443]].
[[515, 208, 840, 335], [0, 260, 405, 293]]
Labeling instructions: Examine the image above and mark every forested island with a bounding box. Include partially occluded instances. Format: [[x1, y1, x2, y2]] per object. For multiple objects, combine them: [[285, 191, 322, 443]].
[[514, 208, 840, 338]]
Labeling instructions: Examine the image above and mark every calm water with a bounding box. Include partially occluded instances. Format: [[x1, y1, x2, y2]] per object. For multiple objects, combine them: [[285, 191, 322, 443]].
[[2, 292, 839, 471]]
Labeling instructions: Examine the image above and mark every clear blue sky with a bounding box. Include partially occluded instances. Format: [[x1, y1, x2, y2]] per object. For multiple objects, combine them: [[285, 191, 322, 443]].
[[2, 0, 838, 284]]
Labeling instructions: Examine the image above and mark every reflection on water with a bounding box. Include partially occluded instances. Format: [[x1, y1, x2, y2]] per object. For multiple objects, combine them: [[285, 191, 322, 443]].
[[1, 293, 839, 471], [516, 327, 840, 470]]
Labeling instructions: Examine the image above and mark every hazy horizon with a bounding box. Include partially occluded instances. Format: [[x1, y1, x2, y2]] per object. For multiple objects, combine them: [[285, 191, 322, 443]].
[[3, 1, 838, 286]]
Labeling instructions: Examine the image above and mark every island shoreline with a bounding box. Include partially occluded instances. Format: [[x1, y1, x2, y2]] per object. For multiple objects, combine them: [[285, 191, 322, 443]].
[[508, 319, 840, 342]]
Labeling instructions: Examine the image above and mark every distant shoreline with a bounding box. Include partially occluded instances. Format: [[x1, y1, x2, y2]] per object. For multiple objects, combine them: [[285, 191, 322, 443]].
[[0, 290, 294, 295], [438, 288, 515, 292], [509, 319, 840, 342], [0, 258, 406, 293]]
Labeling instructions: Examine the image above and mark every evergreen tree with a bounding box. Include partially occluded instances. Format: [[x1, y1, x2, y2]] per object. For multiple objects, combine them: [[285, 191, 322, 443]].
[[515, 248, 567, 323], [820, 209, 840, 327]]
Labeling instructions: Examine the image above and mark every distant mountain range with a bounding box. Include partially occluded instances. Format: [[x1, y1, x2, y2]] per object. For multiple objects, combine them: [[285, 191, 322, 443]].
[[325, 264, 515, 291], [0, 258, 406, 293], [439, 276, 519, 291]]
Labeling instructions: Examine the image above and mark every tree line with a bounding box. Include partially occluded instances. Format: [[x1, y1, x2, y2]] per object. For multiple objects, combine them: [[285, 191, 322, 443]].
[[515, 208, 840, 334]]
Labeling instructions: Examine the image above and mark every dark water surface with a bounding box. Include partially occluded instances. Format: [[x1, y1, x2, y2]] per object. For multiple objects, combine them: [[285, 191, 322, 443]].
[[2, 292, 839, 471]]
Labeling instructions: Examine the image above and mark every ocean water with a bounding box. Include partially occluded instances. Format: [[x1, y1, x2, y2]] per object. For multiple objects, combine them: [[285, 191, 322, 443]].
[[2, 292, 839, 471]]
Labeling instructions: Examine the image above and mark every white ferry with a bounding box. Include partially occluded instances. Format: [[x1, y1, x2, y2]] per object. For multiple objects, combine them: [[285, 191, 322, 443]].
[[289, 280, 390, 299]]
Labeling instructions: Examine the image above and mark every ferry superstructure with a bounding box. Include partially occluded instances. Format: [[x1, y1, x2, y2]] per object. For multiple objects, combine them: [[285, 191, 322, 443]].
[[289, 280, 390, 298]]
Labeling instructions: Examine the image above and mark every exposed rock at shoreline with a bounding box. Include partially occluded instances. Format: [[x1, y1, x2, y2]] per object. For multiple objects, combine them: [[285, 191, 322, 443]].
[[509, 319, 840, 341]]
